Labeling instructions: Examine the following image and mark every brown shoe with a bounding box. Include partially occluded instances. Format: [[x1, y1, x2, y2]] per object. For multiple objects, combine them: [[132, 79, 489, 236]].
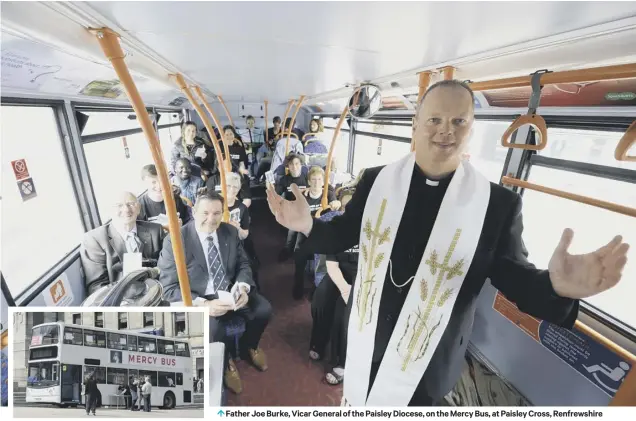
[[224, 360, 242, 394], [248, 348, 268, 371]]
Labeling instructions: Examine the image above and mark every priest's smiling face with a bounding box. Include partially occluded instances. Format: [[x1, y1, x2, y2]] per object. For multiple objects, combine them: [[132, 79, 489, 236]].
[[413, 83, 474, 173]]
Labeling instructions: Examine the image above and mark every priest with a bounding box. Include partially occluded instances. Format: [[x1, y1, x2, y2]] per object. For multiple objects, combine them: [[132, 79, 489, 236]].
[[266, 79, 630, 407]]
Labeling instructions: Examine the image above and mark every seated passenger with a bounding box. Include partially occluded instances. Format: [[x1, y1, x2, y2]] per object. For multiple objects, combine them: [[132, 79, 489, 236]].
[[225, 172, 260, 289], [310, 193, 355, 385], [138, 164, 192, 225], [170, 121, 218, 179], [292, 166, 341, 299], [171, 158, 206, 205], [80, 191, 165, 294], [157, 193, 271, 395], [274, 154, 309, 262], [271, 124, 304, 173]]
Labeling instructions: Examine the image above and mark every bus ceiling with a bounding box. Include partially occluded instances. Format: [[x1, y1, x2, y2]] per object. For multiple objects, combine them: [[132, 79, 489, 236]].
[[2, 1, 636, 109]]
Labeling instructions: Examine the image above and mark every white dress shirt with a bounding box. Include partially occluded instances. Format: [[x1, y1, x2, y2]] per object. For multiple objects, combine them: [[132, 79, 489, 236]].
[[114, 224, 140, 253]]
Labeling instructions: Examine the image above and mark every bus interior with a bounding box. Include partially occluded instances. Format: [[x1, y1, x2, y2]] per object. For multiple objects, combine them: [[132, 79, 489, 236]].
[[1, 0, 635, 408]]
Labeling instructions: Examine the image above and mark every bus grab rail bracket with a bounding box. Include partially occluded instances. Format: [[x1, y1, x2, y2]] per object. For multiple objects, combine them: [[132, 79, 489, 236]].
[[501, 70, 550, 151]]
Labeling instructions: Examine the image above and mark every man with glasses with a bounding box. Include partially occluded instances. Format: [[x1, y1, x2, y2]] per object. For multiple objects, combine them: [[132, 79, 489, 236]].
[[80, 191, 166, 295]]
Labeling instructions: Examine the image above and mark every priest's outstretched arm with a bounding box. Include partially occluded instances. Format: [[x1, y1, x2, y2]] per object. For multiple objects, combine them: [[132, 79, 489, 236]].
[[300, 168, 376, 256], [488, 194, 579, 328]]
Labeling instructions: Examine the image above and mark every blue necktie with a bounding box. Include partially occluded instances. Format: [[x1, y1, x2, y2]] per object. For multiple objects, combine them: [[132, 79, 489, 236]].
[[207, 237, 228, 292]]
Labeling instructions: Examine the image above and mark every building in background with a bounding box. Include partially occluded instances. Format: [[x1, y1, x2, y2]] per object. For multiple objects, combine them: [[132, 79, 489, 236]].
[[12, 311, 205, 389]]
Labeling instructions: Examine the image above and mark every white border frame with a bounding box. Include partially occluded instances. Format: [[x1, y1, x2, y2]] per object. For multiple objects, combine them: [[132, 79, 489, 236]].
[[6, 306, 209, 419]]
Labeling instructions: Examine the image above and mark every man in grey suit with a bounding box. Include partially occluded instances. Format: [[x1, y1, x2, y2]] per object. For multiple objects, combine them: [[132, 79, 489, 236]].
[[157, 192, 272, 395], [80, 191, 165, 295]]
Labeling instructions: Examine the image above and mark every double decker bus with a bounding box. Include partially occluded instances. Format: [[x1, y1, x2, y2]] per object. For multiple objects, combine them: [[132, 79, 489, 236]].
[[25, 321, 193, 409]]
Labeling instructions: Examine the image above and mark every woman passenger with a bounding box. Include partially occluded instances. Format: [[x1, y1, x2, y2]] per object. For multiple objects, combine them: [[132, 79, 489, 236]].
[[222, 125, 252, 207], [170, 121, 218, 178], [292, 166, 340, 299]]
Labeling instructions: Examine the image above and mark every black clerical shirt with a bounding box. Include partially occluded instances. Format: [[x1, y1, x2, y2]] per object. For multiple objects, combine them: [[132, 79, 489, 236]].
[[301, 163, 579, 405]]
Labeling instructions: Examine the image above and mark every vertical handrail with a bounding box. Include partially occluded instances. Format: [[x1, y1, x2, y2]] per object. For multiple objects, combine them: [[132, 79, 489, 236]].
[[91, 28, 192, 306], [441, 66, 455, 80], [264, 100, 269, 146], [172, 75, 230, 222], [280, 99, 295, 141], [193, 86, 232, 173], [285, 95, 306, 157], [217, 95, 234, 126], [411, 71, 432, 152], [321, 88, 359, 211]]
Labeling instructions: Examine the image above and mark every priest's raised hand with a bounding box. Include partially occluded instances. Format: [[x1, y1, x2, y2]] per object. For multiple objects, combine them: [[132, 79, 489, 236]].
[[266, 183, 313, 236], [549, 228, 630, 299]]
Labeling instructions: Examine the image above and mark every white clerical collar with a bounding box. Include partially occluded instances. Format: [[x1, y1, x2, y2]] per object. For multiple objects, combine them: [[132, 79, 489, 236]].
[[425, 179, 440, 187]]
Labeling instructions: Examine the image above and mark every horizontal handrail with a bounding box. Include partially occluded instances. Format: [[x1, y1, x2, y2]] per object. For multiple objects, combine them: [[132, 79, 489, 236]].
[[575, 320, 636, 364], [501, 176, 636, 218], [468, 63, 636, 91], [615, 120, 636, 162]]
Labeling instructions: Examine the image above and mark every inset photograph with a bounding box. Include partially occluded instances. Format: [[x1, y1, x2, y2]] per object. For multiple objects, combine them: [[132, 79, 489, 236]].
[[10, 309, 207, 418]]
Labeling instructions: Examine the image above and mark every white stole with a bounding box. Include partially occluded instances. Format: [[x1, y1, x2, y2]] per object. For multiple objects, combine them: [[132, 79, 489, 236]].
[[342, 152, 490, 406]]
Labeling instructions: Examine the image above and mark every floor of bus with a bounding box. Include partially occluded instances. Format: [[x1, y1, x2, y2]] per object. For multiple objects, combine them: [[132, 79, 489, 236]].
[[230, 189, 530, 406], [226, 195, 343, 406]]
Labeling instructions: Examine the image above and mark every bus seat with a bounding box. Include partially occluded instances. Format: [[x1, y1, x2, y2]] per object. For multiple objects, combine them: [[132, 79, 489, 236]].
[[224, 316, 246, 360]]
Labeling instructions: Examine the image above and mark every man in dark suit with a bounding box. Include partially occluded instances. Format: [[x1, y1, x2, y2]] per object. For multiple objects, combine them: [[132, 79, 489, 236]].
[[157, 192, 272, 395], [80, 191, 165, 295], [267, 80, 629, 406]]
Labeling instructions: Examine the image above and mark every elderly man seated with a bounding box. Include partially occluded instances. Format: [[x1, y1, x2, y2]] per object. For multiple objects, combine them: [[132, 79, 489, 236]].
[[157, 192, 272, 395], [80, 191, 165, 295]]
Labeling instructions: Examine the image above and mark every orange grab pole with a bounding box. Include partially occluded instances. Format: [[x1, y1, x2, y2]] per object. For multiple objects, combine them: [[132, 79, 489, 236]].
[[615, 120, 636, 162], [321, 88, 359, 211], [91, 28, 192, 306], [441, 66, 455, 80], [468, 63, 636, 91], [172, 75, 230, 222], [574, 321, 636, 365], [214, 95, 232, 171], [217, 95, 234, 127], [502, 176, 636, 218], [411, 71, 432, 152], [264, 100, 269, 146], [280, 99, 295, 140], [194, 87, 232, 173], [285, 95, 306, 157]]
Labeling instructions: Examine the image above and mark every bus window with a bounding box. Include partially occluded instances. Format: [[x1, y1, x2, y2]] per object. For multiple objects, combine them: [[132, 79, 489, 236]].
[[321, 126, 350, 174], [83, 366, 106, 384], [138, 336, 157, 353], [84, 329, 106, 348], [158, 339, 175, 356], [176, 372, 183, 386], [107, 332, 127, 350], [352, 133, 410, 175], [522, 154, 635, 329], [27, 361, 59, 388], [80, 111, 141, 136], [31, 325, 59, 345], [107, 368, 128, 385], [158, 372, 176, 387], [139, 370, 157, 386], [83, 131, 157, 222], [464, 121, 510, 183], [1, 106, 84, 299], [63, 326, 83, 346], [175, 341, 189, 357], [127, 335, 138, 352]]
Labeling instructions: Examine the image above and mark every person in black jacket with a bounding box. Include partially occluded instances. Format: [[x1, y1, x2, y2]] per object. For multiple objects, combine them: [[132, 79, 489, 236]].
[[84, 374, 98, 415], [170, 121, 218, 178], [267, 80, 629, 406], [220, 125, 252, 207]]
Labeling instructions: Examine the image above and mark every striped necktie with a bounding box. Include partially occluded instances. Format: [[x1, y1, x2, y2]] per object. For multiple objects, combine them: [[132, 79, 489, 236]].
[[207, 237, 228, 292]]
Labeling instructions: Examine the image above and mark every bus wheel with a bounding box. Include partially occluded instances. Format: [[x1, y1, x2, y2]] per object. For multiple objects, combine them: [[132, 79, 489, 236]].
[[163, 391, 176, 409]]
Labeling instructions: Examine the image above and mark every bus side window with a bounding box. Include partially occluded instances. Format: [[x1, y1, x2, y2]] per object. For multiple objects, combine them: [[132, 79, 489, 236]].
[[175, 342, 189, 357], [139, 370, 157, 386], [158, 372, 176, 387], [107, 333, 127, 350], [138, 337, 157, 353], [107, 368, 128, 385], [127, 335, 137, 352], [158, 339, 175, 356], [176, 373, 183, 386], [64, 327, 83, 345]]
